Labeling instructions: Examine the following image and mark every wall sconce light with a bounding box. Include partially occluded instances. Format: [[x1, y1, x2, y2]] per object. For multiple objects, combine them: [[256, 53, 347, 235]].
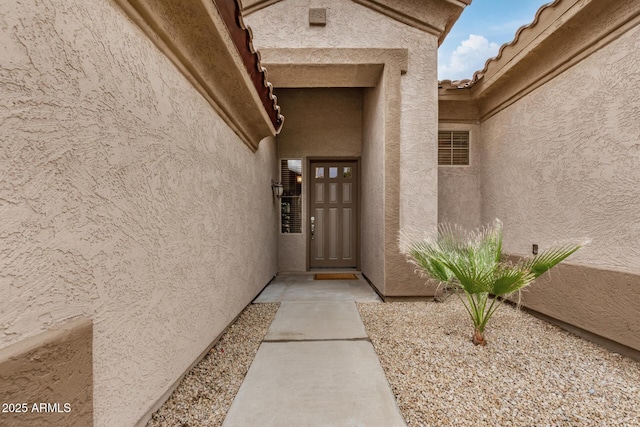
[[296, 175, 302, 184], [271, 180, 284, 198]]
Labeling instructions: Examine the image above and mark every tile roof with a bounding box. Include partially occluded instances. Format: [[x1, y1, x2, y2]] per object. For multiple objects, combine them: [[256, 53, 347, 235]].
[[215, 0, 284, 132], [438, 0, 562, 90]]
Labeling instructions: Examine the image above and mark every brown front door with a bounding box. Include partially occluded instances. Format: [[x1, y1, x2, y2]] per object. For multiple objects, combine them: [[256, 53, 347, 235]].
[[309, 161, 358, 268]]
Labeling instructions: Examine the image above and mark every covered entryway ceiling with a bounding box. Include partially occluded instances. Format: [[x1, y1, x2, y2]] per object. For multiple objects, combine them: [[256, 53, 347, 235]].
[[258, 48, 407, 89], [265, 63, 383, 88]]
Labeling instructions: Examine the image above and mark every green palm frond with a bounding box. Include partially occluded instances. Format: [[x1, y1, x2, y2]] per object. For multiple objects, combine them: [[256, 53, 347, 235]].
[[408, 237, 452, 275], [442, 250, 494, 294], [403, 219, 584, 345], [408, 243, 453, 283], [491, 264, 535, 296], [521, 243, 583, 278]]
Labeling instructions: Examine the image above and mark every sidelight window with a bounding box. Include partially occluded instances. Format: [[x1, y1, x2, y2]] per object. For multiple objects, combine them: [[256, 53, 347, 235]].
[[280, 159, 302, 234]]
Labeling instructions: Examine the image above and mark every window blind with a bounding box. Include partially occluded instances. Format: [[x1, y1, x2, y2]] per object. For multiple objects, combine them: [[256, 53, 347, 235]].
[[280, 159, 302, 234], [438, 131, 470, 166]]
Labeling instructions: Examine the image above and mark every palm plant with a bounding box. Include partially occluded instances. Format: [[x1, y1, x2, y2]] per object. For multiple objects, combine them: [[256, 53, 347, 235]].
[[405, 220, 583, 346]]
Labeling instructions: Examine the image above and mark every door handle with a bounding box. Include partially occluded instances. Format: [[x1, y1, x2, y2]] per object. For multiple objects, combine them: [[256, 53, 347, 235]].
[[310, 216, 315, 240]]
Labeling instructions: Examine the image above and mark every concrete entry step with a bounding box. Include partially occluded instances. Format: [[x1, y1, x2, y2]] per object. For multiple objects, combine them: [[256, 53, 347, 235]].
[[254, 274, 382, 303], [265, 302, 368, 341], [221, 340, 406, 427]]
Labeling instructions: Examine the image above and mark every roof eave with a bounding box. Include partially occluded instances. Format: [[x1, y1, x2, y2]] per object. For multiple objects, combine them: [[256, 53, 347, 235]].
[[114, 0, 283, 151], [243, 0, 470, 42], [439, 0, 640, 122]]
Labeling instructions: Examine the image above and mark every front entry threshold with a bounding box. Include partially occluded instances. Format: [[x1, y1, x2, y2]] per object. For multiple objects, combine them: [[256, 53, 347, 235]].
[[277, 269, 358, 275], [254, 273, 380, 303]]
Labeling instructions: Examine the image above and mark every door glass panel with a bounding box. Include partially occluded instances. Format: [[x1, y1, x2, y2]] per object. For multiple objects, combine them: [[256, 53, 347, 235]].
[[315, 167, 324, 179], [343, 167, 352, 178], [329, 167, 338, 178]]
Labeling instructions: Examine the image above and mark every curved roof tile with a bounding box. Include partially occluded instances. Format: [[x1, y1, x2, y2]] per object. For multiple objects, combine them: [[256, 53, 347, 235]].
[[216, 0, 284, 132], [438, 0, 561, 89]]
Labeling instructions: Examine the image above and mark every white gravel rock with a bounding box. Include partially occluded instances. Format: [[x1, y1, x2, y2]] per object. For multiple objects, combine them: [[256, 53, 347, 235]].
[[144, 298, 639, 427], [357, 298, 640, 427], [146, 303, 279, 427]]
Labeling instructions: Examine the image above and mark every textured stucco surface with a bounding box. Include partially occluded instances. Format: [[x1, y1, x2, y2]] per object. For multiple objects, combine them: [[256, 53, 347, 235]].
[[0, 1, 278, 425], [0, 318, 93, 427], [479, 24, 640, 350], [113, 0, 280, 149], [480, 24, 640, 274], [518, 262, 640, 352], [276, 88, 363, 160], [361, 81, 386, 292], [275, 88, 363, 271], [438, 124, 481, 230], [248, 0, 439, 295]]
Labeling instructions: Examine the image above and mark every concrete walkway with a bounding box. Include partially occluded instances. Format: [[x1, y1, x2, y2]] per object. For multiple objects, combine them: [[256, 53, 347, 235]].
[[222, 273, 407, 427]]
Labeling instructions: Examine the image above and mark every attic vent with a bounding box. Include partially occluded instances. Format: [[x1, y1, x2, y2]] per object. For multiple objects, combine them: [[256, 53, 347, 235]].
[[309, 8, 327, 26], [438, 131, 469, 166]]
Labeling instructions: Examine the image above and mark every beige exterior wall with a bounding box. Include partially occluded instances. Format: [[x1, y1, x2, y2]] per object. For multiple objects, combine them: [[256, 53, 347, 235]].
[[517, 262, 640, 352], [437, 124, 482, 230], [361, 79, 386, 291], [479, 24, 640, 350], [247, 0, 441, 295], [275, 88, 363, 271], [0, 1, 278, 425], [276, 88, 363, 160], [480, 24, 640, 274], [0, 318, 93, 426]]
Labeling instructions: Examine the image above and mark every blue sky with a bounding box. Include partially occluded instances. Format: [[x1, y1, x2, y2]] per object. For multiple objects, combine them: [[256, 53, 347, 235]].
[[438, 0, 550, 81]]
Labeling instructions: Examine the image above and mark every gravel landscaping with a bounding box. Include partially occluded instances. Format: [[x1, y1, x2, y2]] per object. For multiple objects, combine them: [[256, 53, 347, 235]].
[[146, 303, 279, 427], [357, 298, 640, 427], [145, 298, 639, 427]]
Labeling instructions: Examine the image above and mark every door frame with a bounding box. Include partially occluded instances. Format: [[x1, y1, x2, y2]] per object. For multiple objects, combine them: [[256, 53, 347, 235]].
[[306, 157, 361, 271]]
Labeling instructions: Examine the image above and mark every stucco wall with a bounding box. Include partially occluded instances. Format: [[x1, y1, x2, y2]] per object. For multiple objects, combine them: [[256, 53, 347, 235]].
[[0, 318, 93, 427], [276, 88, 363, 271], [438, 124, 481, 230], [480, 24, 640, 350], [246, 0, 440, 283], [0, 1, 278, 426], [276, 88, 364, 159], [361, 80, 386, 291], [480, 24, 640, 274]]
